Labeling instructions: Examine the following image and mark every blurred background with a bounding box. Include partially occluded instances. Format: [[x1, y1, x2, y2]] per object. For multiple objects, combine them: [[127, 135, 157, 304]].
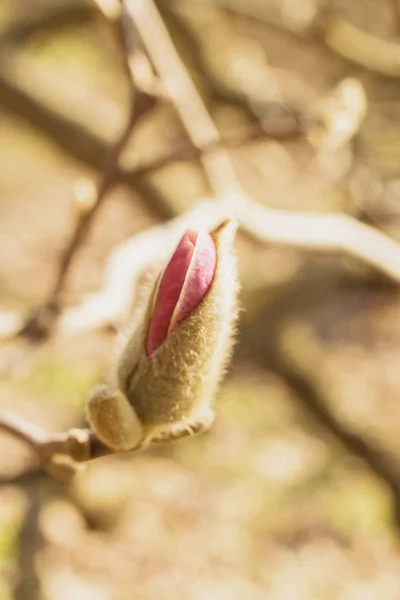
[[2, 0, 400, 598]]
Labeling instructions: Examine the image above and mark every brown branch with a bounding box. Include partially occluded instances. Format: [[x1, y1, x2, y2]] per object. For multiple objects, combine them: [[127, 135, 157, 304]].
[[50, 94, 154, 302], [128, 117, 303, 174], [0, 46, 302, 175], [158, 1, 284, 121], [14, 483, 43, 600], [126, 0, 238, 194], [0, 408, 208, 480], [0, 411, 111, 480], [391, 0, 400, 37], [321, 15, 400, 77], [126, 0, 400, 285], [269, 339, 400, 528], [0, 0, 287, 121], [0, 46, 174, 218], [0, 1, 94, 45], [0, 49, 301, 174], [16, 7, 160, 343], [186, 0, 400, 78], [237, 270, 400, 528]]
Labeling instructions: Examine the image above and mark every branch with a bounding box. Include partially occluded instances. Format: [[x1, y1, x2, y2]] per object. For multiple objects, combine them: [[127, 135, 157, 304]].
[[0, 47, 300, 170], [1, 0, 293, 122], [270, 330, 400, 528], [180, 0, 400, 82], [0, 407, 211, 480], [16, 8, 160, 343], [0, 0, 94, 45], [0, 45, 174, 218], [238, 271, 400, 528], [126, 0, 400, 284], [14, 481, 43, 600], [127, 0, 238, 194], [390, 0, 400, 37], [128, 117, 303, 174], [4, 1, 400, 346], [4, 1, 400, 350], [0, 44, 302, 214], [0, 411, 111, 480], [321, 15, 400, 77]]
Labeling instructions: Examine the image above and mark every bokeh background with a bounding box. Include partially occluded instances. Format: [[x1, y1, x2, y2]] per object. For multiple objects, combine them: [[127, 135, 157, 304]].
[[2, 0, 400, 598]]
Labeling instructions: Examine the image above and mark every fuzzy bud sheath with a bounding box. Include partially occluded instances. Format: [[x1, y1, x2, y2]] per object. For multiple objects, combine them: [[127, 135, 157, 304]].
[[88, 219, 239, 450]]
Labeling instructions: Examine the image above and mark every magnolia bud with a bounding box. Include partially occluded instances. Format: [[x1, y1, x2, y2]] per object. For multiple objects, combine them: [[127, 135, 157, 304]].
[[87, 219, 239, 451], [146, 228, 217, 356]]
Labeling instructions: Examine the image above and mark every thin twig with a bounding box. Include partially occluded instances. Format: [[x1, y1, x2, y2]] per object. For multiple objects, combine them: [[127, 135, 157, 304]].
[[51, 94, 153, 302], [17, 8, 158, 343], [0, 0, 93, 45], [127, 118, 303, 175], [322, 15, 400, 77], [0, 45, 303, 189], [127, 0, 400, 283], [391, 0, 400, 36], [0, 407, 208, 479], [0, 410, 111, 479], [14, 483, 43, 600], [237, 270, 400, 528], [0, 45, 172, 219], [127, 0, 238, 194], [0, 411, 45, 448], [19, 100, 153, 338]]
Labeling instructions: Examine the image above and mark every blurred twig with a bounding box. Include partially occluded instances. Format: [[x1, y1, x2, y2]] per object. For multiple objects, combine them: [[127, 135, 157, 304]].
[[0, 407, 213, 480], [13, 6, 160, 345], [0, 44, 301, 211], [0, 0, 94, 45], [0, 411, 110, 479], [0, 0, 292, 121], [3, 0, 400, 345], [238, 271, 400, 529], [391, 0, 400, 36], [193, 0, 400, 78], [0, 48, 300, 162], [130, 118, 302, 173], [322, 16, 400, 77], [0, 9, 162, 373], [0, 46, 173, 217], [14, 482, 43, 600], [159, 1, 291, 120], [127, 0, 400, 283]]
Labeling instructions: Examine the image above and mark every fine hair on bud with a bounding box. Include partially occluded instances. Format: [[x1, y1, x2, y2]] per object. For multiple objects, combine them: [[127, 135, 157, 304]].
[[87, 218, 240, 450]]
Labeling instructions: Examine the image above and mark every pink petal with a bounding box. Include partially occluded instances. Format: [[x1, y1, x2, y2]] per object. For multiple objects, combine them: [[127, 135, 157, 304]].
[[146, 228, 216, 356], [169, 229, 216, 330]]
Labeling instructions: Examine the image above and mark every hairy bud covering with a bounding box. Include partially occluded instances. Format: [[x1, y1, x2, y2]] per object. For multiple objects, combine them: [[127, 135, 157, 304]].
[[88, 219, 239, 450]]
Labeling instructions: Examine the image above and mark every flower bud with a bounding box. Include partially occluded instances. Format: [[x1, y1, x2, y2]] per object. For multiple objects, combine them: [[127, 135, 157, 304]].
[[146, 228, 217, 356], [115, 218, 239, 441]]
